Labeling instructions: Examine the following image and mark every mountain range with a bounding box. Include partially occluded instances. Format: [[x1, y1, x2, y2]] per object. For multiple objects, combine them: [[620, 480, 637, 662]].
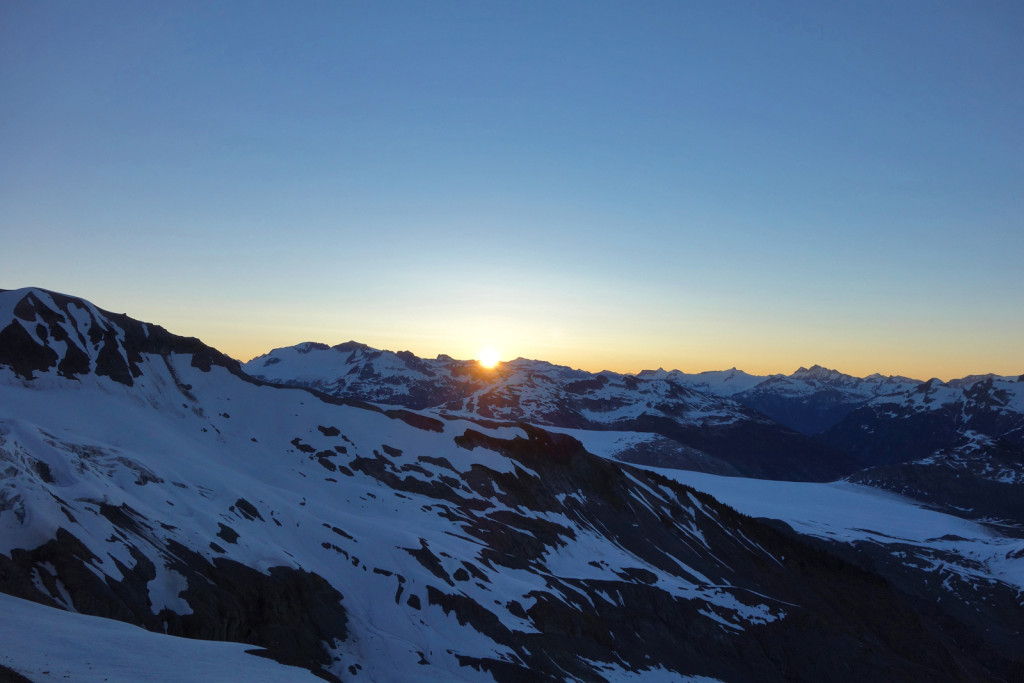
[[245, 339, 1024, 528], [1, 286, 1022, 681]]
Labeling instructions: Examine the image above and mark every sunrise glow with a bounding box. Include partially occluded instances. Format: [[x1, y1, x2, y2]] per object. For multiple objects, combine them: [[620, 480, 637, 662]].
[[478, 348, 501, 369]]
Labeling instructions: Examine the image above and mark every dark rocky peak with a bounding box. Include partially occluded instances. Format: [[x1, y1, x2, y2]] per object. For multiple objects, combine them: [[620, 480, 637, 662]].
[[331, 340, 370, 353], [330, 340, 381, 363], [394, 350, 438, 376], [502, 357, 565, 372], [728, 367, 927, 435], [962, 377, 1017, 411], [0, 287, 242, 386], [898, 378, 956, 407], [864, 372, 922, 385], [564, 374, 610, 395], [949, 373, 1022, 389], [295, 341, 330, 353], [916, 378, 946, 393], [790, 364, 851, 383]]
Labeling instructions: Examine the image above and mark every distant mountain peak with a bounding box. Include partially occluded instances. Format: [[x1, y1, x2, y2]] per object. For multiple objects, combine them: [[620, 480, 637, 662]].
[[791, 364, 847, 380], [331, 340, 371, 353]]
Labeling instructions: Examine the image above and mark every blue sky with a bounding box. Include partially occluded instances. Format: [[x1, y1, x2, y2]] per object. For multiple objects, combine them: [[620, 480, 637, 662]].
[[2, 1, 1022, 378]]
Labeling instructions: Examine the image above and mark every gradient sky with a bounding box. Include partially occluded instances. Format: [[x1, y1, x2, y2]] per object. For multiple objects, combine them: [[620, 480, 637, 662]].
[[2, 1, 1022, 379]]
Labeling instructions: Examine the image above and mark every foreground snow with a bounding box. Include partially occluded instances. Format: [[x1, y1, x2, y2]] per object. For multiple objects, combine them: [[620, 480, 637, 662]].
[[0, 592, 321, 682]]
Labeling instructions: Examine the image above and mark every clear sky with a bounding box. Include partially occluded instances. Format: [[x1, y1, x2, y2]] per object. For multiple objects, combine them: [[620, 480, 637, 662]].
[[2, 1, 1022, 380]]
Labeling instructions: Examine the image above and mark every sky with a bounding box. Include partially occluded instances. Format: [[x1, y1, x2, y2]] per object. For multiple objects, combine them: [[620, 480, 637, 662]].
[[2, 1, 1022, 380]]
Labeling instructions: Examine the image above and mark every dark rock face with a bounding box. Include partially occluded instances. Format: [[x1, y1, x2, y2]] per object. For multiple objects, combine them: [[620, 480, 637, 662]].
[[0, 528, 145, 621], [418, 427, 1012, 681], [734, 390, 865, 434], [849, 436, 1024, 527], [783, 374, 1024, 524], [608, 434, 743, 475], [0, 529, 347, 676], [0, 288, 247, 386], [0, 664, 33, 683], [161, 542, 347, 671], [820, 402, 962, 467], [719, 365, 924, 435], [820, 377, 1024, 469], [791, 528, 1024, 675], [0, 321, 58, 380], [816, 377, 1024, 524], [609, 413, 859, 481]]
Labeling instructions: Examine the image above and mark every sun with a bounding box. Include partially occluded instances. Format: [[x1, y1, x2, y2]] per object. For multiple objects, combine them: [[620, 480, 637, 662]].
[[478, 348, 501, 369]]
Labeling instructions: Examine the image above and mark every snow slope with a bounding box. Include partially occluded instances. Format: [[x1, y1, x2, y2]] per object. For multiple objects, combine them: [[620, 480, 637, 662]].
[[0, 592, 323, 682]]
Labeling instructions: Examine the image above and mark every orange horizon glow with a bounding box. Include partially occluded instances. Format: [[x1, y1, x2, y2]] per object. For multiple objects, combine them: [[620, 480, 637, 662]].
[[136, 309, 1020, 385], [223, 337, 1020, 382]]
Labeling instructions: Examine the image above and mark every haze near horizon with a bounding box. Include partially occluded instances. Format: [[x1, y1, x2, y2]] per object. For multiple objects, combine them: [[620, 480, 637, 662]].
[[2, 1, 1022, 380]]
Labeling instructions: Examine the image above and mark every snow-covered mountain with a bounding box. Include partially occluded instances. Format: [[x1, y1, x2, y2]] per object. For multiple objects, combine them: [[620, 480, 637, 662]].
[[244, 343, 760, 428], [244, 345, 856, 482], [725, 365, 921, 434], [634, 367, 767, 397], [247, 341, 1024, 527], [2, 287, 1024, 681], [824, 375, 1024, 464], [244, 346, 925, 451], [643, 363, 1024, 526], [640, 365, 917, 434], [818, 376, 1024, 525]]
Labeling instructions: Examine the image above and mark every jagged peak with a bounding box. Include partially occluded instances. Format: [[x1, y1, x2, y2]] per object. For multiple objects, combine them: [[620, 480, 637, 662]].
[[914, 377, 946, 391], [790, 364, 849, 380], [296, 341, 331, 353], [0, 287, 241, 385], [948, 373, 1020, 388], [699, 367, 756, 378], [504, 357, 566, 371], [331, 340, 373, 353], [635, 367, 671, 379]]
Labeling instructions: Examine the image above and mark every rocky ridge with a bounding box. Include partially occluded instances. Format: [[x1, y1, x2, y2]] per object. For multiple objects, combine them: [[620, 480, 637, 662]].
[[244, 345, 856, 482], [248, 341, 1024, 527]]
